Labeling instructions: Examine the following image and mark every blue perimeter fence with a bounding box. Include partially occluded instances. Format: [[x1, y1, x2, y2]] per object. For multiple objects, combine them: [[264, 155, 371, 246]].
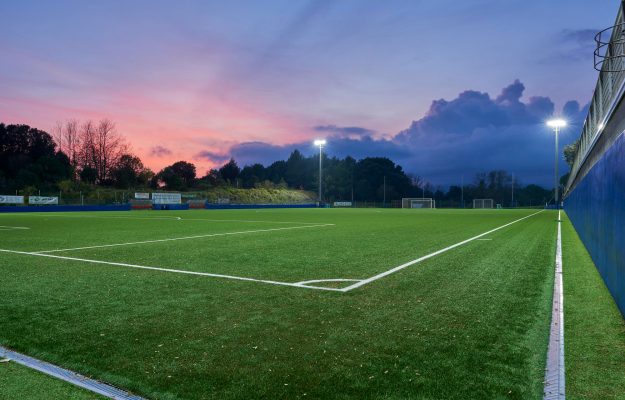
[[565, 132, 625, 316], [0, 203, 318, 212]]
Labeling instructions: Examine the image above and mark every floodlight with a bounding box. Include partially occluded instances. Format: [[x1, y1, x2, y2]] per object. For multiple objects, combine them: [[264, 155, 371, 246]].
[[313, 139, 327, 146], [546, 119, 566, 128]]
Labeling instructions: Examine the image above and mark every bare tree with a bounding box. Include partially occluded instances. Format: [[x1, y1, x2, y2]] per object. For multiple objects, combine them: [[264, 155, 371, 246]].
[[63, 119, 80, 170], [52, 121, 64, 152], [77, 119, 127, 184]]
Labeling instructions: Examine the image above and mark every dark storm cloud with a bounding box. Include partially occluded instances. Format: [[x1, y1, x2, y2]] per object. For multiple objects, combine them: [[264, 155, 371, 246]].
[[222, 80, 588, 187], [150, 145, 173, 157]]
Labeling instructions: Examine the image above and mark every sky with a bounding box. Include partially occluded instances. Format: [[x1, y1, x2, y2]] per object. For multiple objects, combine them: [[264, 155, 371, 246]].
[[0, 0, 619, 187]]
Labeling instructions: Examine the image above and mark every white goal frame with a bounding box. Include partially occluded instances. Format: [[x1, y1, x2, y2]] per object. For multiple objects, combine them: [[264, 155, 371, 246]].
[[402, 198, 435, 209], [473, 199, 494, 209]]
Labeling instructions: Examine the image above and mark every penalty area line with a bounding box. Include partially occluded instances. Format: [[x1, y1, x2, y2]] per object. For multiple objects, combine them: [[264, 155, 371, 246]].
[[340, 210, 545, 292], [33, 224, 335, 254], [0, 248, 346, 292]]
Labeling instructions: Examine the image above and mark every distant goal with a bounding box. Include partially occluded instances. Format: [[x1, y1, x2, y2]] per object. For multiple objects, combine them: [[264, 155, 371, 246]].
[[473, 199, 494, 209], [402, 198, 435, 209]]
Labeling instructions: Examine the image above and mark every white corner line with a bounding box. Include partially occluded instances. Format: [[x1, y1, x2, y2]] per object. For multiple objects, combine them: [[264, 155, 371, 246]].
[[0, 346, 146, 400], [0, 248, 345, 292], [543, 209, 565, 399], [33, 224, 335, 254], [339, 210, 545, 292]]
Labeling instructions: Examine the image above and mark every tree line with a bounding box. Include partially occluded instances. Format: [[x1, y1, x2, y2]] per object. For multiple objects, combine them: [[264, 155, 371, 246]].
[[1, 121, 553, 206]]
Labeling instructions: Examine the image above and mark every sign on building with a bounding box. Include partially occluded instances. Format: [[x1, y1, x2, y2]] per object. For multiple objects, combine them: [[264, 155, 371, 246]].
[[152, 192, 182, 204]]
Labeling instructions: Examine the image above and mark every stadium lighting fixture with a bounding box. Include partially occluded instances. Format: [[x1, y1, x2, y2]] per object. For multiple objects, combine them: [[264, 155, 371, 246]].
[[547, 119, 566, 208], [314, 139, 326, 204]]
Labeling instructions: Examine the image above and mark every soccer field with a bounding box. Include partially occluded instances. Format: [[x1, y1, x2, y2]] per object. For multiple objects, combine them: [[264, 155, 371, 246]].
[[0, 208, 557, 399]]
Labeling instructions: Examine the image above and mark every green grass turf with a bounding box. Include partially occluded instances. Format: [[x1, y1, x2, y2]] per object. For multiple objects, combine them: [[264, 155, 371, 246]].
[[562, 213, 625, 399], [0, 208, 556, 399], [0, 360, 103, 399]]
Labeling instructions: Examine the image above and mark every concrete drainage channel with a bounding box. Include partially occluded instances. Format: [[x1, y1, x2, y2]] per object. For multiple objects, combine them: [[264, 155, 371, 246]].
[[543, 210, 565, 400], [0, 346, 146, 400]]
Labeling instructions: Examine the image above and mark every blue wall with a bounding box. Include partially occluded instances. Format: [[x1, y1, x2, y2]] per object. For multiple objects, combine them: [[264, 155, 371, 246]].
[[565, 133, 625, 316], [0, 204, 131, 212]]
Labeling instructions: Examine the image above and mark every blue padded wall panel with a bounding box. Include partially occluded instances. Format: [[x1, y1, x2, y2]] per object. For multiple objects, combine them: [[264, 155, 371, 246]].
[[0, 204, 131, 212], [565, 133, 625, 316]]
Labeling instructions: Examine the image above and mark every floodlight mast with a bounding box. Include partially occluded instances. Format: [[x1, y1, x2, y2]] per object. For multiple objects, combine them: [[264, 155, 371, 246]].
[[314, 139, 326, 204], [547, 119, 566, 208]]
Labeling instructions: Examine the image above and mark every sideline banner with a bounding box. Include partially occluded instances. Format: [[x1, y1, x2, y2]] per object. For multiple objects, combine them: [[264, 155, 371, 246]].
[[333, 201, 352, 207], [152, 192, 181, 204], [29, 196, 59, 205], [0, 195, 25, 204], [134, 192, 150, 200]]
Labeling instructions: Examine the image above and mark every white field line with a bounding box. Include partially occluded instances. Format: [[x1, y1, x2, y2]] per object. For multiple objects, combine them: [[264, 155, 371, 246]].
[[339, 210, 545, 292], [1, 213, 329, 225], [0, 226, 30, 230], [0, 248, 345, 292], [543, 209, 565, 399], [0, 210, 544, 293], [34, 224, 335, 254]]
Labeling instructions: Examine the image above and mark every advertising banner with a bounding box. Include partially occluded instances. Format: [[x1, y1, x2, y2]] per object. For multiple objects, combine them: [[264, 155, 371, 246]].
[[152, 192, 181, 204], [0, 195, 25, 204], [29, 196, 59, 205], [134, 192, 150, 200]]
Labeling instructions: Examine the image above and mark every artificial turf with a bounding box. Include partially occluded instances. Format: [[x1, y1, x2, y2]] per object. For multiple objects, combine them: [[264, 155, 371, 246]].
[[0, 360, 103, 400], [562, 213, 625, 399], [0, 208, 556, 399]]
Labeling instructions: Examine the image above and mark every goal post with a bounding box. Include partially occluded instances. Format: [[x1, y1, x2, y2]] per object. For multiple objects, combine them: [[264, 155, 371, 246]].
[[402, 198, 435, 209], [473, 199, 494, 209]]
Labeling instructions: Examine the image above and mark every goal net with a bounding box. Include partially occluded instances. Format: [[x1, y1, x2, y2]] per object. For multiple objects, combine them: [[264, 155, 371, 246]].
[[473, 199, 494, 209], [402, 198, 435, 209]]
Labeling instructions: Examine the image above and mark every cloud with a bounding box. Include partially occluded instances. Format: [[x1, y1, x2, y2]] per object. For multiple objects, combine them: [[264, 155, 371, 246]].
[[194, 150, 230, 164], [544, 28, 597, 62], [150, 145, 172, 157], [196, 80, 588, 187], [313, 125, 376, 137]]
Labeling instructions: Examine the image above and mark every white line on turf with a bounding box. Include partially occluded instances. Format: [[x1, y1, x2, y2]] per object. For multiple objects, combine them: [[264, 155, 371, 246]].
[[33, 224, 335, 254], [476, 238, 492, 241], [543, 209, 565, 399], [2, 213, 328, 225], [0, 226, 30, 230], [0, 248, 346, 292], [339, 210, 544, 292], [0, 210, 544, 292]]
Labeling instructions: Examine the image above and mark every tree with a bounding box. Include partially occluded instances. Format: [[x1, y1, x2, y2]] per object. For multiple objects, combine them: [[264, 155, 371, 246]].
[[170, 161, 196, 187], [219, 158, 240, 184], [80, 166, 97, 184], [0, 123, 72, 191], [111, 154, 145, 189], [155, 161, 197, 190], [77, 118, 127, 184], [563, 139, 580, 169]]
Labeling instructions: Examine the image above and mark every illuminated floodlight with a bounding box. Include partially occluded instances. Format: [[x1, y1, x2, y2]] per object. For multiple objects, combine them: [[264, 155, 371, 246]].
[[546, 119, 566, 209], [313, 139, 327, 203], [546, 119, 566, 128]]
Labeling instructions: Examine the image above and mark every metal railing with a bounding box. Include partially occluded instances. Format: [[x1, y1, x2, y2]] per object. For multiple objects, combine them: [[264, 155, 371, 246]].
[[565, 4, 625, 195]]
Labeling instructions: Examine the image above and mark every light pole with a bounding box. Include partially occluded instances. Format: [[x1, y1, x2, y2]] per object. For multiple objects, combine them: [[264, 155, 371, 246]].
[[313, 139, 326, 204], [547, 119, 566, 208]]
